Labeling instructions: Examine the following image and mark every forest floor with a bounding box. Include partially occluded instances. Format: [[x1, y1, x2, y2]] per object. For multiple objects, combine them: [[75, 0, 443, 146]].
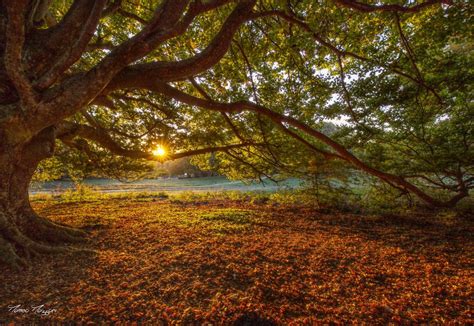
[[0, 193, 472, 324]]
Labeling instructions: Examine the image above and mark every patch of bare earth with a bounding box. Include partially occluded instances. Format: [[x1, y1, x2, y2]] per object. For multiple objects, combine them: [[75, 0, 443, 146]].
[[1, 198, 472, 324]]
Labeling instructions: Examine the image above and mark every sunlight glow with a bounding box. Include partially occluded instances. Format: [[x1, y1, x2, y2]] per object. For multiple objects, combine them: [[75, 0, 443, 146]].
[[152, 145, 167, 157]]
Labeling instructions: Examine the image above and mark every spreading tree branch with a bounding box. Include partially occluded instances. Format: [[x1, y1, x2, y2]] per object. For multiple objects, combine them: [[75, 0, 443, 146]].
[[56, 121, 255, 162], [4, 1, 38, 109], [252, 9, 444, 103], [107, 0, 256, 89], [27, 0, 107, 79], [31, 0, 255, 136], [144, 82, 468, 207], [33, 0, 108, 89]]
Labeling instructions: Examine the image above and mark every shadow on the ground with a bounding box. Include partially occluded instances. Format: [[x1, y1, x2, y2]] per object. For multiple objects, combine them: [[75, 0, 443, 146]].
[[0, 199, 472, 324]]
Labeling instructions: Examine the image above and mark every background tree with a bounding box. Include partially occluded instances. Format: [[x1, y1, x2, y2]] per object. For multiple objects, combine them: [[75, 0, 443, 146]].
[[0, 0, 471, 268]]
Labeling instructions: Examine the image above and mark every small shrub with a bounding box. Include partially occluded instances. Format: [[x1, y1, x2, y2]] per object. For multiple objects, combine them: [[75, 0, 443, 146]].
[[59, 184, 103, 202], [30, 193, 53, 202]]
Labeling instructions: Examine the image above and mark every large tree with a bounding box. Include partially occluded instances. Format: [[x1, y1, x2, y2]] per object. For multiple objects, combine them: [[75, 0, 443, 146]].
[[0, 0, 472, 268]]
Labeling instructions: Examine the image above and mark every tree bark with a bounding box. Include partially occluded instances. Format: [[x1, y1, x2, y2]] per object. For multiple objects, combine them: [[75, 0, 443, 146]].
[[0, 126, 86, 270]]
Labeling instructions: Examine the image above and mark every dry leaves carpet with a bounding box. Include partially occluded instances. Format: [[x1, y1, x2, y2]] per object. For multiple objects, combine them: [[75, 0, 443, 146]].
[[0, 195, 472, 324]]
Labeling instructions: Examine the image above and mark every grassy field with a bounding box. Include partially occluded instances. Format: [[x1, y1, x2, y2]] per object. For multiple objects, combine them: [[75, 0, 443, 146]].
[[30, 176, 302, 194], [0, 193, 472, 324]]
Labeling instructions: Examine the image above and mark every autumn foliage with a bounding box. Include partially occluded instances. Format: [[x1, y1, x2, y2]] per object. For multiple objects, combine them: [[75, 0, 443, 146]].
[[1, 194, 472, 324]]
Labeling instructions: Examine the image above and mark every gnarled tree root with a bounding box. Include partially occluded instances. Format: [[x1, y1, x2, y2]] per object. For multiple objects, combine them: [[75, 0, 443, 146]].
[[22, 208, 88, 243], [0, 210, 94, 270]]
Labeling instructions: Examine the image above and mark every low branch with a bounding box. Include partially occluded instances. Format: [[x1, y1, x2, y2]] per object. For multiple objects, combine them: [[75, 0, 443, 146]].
[[189, 78, 247, 142], [146, 82, 467, 208], [56, 121, 254, 162]]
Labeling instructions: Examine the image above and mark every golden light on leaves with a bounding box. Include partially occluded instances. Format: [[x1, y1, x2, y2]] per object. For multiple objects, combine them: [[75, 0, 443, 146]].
[[152, 145, 167, 157], [7, 198, 470, 324]]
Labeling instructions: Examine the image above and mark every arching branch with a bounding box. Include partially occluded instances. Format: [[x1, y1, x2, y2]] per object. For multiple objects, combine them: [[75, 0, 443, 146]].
[[33, 0, 108, 89], [56, 121, 255, 162], [31, 0, 254, 136], [107, 0, 256, 89], [27, 0, 106, 79], [145, 82, 468, 208], [4, 1, 38, 109]]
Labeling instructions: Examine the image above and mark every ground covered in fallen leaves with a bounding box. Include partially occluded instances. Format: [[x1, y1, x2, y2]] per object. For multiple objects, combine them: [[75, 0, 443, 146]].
[[1, 194, 473, 324]]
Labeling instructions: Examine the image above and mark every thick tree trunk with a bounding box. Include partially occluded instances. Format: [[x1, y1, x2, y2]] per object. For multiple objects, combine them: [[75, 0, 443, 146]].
[[0, 127, 86, 269]]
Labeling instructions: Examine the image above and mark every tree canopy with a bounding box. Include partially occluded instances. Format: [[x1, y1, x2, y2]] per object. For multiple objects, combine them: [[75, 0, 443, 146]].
[[2, 0, 473, 203]]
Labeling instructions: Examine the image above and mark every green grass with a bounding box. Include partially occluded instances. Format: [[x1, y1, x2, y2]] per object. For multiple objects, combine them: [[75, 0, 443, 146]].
[[199, 209, 255, 234], [30, 184, 473, 218], [138, 206, 257, 235]]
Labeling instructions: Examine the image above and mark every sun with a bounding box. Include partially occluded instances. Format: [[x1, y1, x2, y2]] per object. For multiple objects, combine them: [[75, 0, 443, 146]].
[[152, 145, 167, 157]]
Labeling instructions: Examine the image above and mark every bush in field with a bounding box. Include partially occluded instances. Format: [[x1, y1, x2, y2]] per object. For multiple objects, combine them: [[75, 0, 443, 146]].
[[60, 184, 103, 203]]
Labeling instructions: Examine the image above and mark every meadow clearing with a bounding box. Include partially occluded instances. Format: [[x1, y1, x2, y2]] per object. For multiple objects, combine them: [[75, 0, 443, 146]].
[[29, 176, 302, 195]]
